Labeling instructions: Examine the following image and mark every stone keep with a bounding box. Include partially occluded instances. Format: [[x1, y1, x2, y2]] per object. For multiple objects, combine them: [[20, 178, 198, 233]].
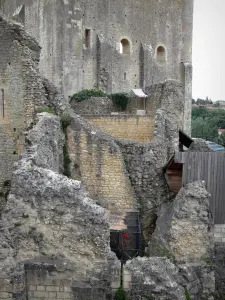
[[0, 0, 193, 98]]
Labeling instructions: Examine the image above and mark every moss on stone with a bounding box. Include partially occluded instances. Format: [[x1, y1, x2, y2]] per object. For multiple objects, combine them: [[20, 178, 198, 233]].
[[185, 288, 191, 300], [36, 106, 55, 114]]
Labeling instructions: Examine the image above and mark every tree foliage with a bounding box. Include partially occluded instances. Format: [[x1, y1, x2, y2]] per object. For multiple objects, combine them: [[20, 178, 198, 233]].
[[192, 107, 225, 145], [114, 286, 128, 300]]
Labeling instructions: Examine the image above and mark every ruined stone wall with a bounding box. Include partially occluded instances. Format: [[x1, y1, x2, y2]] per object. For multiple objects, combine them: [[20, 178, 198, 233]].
[[0, 13, 42, 205], [1, 0, 193, 97], [0, 113, 113, 299], [71, 96, 114, 115], [117, 109, 179, 243], [67, 116, 137, 214], [0, 13, 69, 209], [145, 80, 185, 131], [84, 115, 155, 142]]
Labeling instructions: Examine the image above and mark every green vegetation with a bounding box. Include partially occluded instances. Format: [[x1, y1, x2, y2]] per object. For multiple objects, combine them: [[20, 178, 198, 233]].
[[70, 89, 129, 111], [154, 246, 173, 259], [36, 106, 55, 114], [60, 113, 73, 177], [27, 167, 33, 172], [185, 288, 191, 300], [70, 89, 106, 102], [114, 285, 128, 300], [192, 107, 225, 145], [141, 294, 155, 300], [109, 92, 129, 111]]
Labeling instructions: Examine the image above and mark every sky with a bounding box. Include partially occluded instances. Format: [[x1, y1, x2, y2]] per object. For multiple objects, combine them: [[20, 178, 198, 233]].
[[193, 0, 225, 101]]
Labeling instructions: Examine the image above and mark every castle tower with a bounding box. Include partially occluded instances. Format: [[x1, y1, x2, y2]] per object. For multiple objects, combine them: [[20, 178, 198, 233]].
[[1, 0, 193, 134]]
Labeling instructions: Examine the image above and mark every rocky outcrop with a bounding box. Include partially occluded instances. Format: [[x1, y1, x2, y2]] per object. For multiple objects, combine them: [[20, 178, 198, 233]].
[[145, 81, 185, 131], [146, 181, 215, 300], [126, 257, 186, 300], [117, 110, 178, 244], [0, 113, 110, 279], [149, 181, 212, 263], [126, 257, 215, 300]]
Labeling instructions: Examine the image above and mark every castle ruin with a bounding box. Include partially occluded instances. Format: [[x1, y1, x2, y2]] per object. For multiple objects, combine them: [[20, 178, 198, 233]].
[[0, 1, 219, 300]]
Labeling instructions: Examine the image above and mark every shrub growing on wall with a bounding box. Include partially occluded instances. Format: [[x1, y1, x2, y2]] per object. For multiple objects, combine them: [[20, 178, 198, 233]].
[[114, 285, 128, 300], [70, 89, 106, 102], [109, 93, 129, 111]]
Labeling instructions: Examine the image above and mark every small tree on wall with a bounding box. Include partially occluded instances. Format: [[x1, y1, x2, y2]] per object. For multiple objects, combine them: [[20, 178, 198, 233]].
[[114, 285, 128, 300], [110, 93, 129, 111]]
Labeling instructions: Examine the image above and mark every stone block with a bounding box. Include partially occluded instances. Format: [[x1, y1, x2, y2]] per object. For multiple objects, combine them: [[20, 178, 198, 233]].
[[0, 292, 11, 299], [48, 291, 57, 298], [32, 291, 48, 298], [46, 285, 59, 292], [28, 285, 37, 291], [36, 285, 45, 291], [56, 291, 72, 299]]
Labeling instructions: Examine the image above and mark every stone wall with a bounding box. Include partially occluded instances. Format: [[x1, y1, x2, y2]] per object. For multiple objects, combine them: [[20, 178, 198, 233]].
[[117, 109, 179, 243], [149, 181, 213, 264], [0, 12, 41, 207], [145, 80, 185, 131], [214, 226, 225, 299], [1, 0, 193, 97], [0, 13, 69, 212], [71, 96, 114, 115], [84, 115, 155, 142], [0, 113, 111, 282], [0, 259, 116, 300], [67, 113, 137, 218]]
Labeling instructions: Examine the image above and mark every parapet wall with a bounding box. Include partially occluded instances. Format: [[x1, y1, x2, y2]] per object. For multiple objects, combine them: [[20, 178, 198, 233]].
[[84, 115, 155, 142]]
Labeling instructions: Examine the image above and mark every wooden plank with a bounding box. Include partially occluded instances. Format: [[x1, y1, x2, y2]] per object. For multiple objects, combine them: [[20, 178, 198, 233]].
[[182, 152, 225, 224]]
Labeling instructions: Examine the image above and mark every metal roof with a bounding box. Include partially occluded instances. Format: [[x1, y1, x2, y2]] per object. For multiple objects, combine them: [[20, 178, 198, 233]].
[[205, 141, 225, 152], [131, 89, 147, 98]]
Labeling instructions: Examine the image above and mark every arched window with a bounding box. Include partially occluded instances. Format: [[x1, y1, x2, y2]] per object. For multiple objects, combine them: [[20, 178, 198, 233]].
[[120, 39, 130, 54], [156, 46, 166, 63]]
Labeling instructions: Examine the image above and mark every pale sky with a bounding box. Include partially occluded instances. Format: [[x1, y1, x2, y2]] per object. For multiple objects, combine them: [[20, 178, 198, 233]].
[[193, 0, 225, 101]]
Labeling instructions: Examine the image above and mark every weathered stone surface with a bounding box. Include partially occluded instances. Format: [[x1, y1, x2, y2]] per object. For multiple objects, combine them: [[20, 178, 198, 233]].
[[145, 81, 185, 132], [126, 257, 215, 300], [149, 181, 212, 263], [126, 257, 186, 300], [178, 264, 215, 300], [189, 138, 214, 152], [0, 113, 110, 279], [2, 0, 193, 100], [214, 242, 225, 299], [25, 113, 65, 173], [0, 12, 69, 211], [71, 96, 114, 115], [117, 109, 178, 244]]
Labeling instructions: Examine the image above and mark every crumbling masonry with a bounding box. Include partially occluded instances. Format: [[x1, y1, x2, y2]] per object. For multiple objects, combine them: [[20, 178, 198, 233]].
[[0, 2, 218, 300]]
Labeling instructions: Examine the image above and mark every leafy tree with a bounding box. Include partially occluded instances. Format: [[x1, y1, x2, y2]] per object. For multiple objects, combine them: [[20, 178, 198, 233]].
[[219, 132, 225, 147]]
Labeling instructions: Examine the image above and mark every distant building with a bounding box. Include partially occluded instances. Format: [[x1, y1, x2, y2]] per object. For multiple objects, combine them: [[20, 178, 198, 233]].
[[218, 129, 225, 136]]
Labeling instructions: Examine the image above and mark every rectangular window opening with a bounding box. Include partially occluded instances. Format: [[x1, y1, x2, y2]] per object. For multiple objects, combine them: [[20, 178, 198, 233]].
[[0, 89, 4, 118], [85, 29, 91, 48]]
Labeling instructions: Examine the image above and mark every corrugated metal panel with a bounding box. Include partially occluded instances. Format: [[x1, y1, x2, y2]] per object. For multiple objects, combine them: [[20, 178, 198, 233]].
[[182, 152, 225, 224]]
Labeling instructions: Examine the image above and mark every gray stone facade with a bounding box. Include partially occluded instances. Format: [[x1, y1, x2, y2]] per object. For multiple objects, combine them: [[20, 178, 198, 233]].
[[1, 0, 193, 99], [0, 3, 215, 300]]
